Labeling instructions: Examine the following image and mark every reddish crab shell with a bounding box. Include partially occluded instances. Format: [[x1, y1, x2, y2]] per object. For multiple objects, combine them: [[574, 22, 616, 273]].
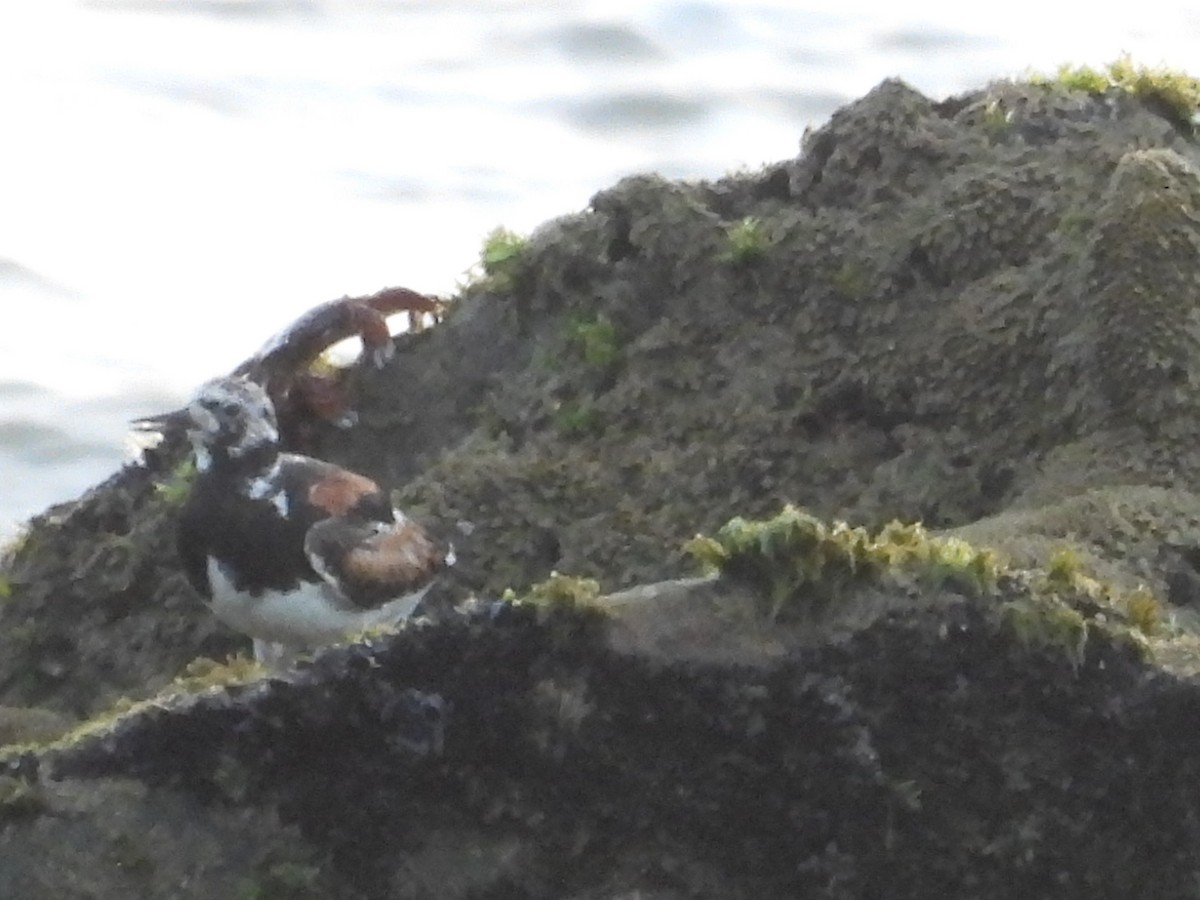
[[235, 286, 444, 446]]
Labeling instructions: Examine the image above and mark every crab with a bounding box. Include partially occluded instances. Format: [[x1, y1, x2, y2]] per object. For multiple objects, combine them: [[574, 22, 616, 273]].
[[131, 286, 444, 464]]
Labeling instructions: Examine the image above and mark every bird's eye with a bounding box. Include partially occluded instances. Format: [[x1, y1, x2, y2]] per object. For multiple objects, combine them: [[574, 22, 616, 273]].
[[221, 402, 240, 417]]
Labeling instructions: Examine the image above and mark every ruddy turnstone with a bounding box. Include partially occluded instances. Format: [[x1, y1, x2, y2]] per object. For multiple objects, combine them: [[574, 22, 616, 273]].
[[176, 376, 451, 664]]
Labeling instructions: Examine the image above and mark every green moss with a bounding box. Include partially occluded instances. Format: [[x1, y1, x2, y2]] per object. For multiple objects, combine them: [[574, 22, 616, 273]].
[[1016, 546, 1158, 662], [0, 574, 10, 600], [524, 571, 602, 608], [172, 655, 266, 692], [154, 456, 197, 506], [1045, 549, 1138, 614], [0, 656, 266, 762], [981, 97, 1012, 137], [904, 533, 1002, 598], [830, 261, 870, 300], [568, 314, 620, 368], [1043, 546, 1086, 592], [0, 694, 144, 760], [1034, 55, 1200, 128], [554, 399, 602, 437], [471, 225, 529, 292], [723, 216, 769, 266], [1038, 62, 1110, 94], [1124, 586, 1163, 636], [685, 505, 1003, 622], [1000, 597, 1089, 670], [513, 572, 609, 652]]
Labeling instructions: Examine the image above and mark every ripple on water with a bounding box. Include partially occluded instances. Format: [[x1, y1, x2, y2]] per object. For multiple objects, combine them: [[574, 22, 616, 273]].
[[0, 420, 118, 466], [555, 92, 713, 134], [0, 380, 51, 401], [543, 22, 665, 63], [95, 0, 325, 19], [874, 27, 995, 52]]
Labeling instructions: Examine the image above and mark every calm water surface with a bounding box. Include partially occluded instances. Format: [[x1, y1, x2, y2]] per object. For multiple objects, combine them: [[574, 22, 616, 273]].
[[1, 0, 1198, 533]]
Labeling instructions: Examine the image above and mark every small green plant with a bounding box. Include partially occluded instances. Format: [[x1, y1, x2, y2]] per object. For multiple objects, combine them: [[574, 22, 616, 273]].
[[473, 225, 529, 292], [154, 457, 197, 506], [1033, 55, 1200, 128], [1036, 545, 1118, 607], [981, 97, 1012, 136], [568, 314, 620, 368], [1124, 586, 1163, 636], [1043, 546, 1085, 591], [723, 216, 769, 266], [0, 574, 11, 601], [1039, 63, 1110, 94]]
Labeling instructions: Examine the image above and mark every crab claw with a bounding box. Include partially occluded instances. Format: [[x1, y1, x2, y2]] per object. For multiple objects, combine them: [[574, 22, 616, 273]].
[[364, 331, 396, 369]]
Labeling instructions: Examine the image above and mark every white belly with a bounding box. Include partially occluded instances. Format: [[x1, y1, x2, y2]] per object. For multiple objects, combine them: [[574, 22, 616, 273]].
[[206, 556, 429, 648]]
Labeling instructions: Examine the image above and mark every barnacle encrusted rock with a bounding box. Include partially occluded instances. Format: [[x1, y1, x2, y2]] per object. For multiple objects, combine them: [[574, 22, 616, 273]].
[[6, 66, 1200, 897]]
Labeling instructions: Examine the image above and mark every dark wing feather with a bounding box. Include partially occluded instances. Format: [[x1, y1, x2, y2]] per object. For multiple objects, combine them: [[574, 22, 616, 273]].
[[176, 500, 213, 598]]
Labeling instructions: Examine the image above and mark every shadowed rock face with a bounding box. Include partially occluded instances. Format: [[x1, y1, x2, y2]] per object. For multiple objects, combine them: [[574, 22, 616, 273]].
[[6, 75, 1200, 897], [0, 584, 1195, 899]]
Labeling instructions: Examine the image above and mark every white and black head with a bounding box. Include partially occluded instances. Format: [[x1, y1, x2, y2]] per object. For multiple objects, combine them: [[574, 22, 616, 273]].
[[186, 377, 280, 472]]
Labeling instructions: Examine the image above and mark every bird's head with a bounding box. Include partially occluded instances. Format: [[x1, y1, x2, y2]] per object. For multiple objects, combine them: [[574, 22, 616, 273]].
[[186, 377, 280, 473]]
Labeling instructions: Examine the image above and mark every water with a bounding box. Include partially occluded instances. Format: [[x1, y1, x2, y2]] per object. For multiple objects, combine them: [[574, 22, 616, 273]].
[[1, 0, 1197, 534]]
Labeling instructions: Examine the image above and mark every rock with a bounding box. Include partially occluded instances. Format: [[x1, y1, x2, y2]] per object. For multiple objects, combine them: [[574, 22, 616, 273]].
[[7, 69, 1200, 896]]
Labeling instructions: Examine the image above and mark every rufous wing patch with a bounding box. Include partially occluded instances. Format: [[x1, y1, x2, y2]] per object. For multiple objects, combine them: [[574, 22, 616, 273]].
[[342, 521, 446, 595], [305, 517, 448, 610], [307, 470, 383, 517]]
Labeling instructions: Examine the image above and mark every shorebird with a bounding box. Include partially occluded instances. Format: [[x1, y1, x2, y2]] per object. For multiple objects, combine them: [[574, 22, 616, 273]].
[[176, 376, 451, 664]]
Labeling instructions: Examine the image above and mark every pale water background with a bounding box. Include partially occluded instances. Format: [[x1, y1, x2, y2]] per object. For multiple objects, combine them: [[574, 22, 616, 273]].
[[1, 0, 1198, 535]]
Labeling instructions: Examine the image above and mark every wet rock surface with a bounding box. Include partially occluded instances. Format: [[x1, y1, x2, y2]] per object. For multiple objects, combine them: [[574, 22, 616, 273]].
[[5, 75, 1200, 896]]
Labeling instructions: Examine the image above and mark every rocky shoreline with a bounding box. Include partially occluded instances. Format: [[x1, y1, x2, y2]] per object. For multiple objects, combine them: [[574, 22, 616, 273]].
[[5, 70, 1200, 897]]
